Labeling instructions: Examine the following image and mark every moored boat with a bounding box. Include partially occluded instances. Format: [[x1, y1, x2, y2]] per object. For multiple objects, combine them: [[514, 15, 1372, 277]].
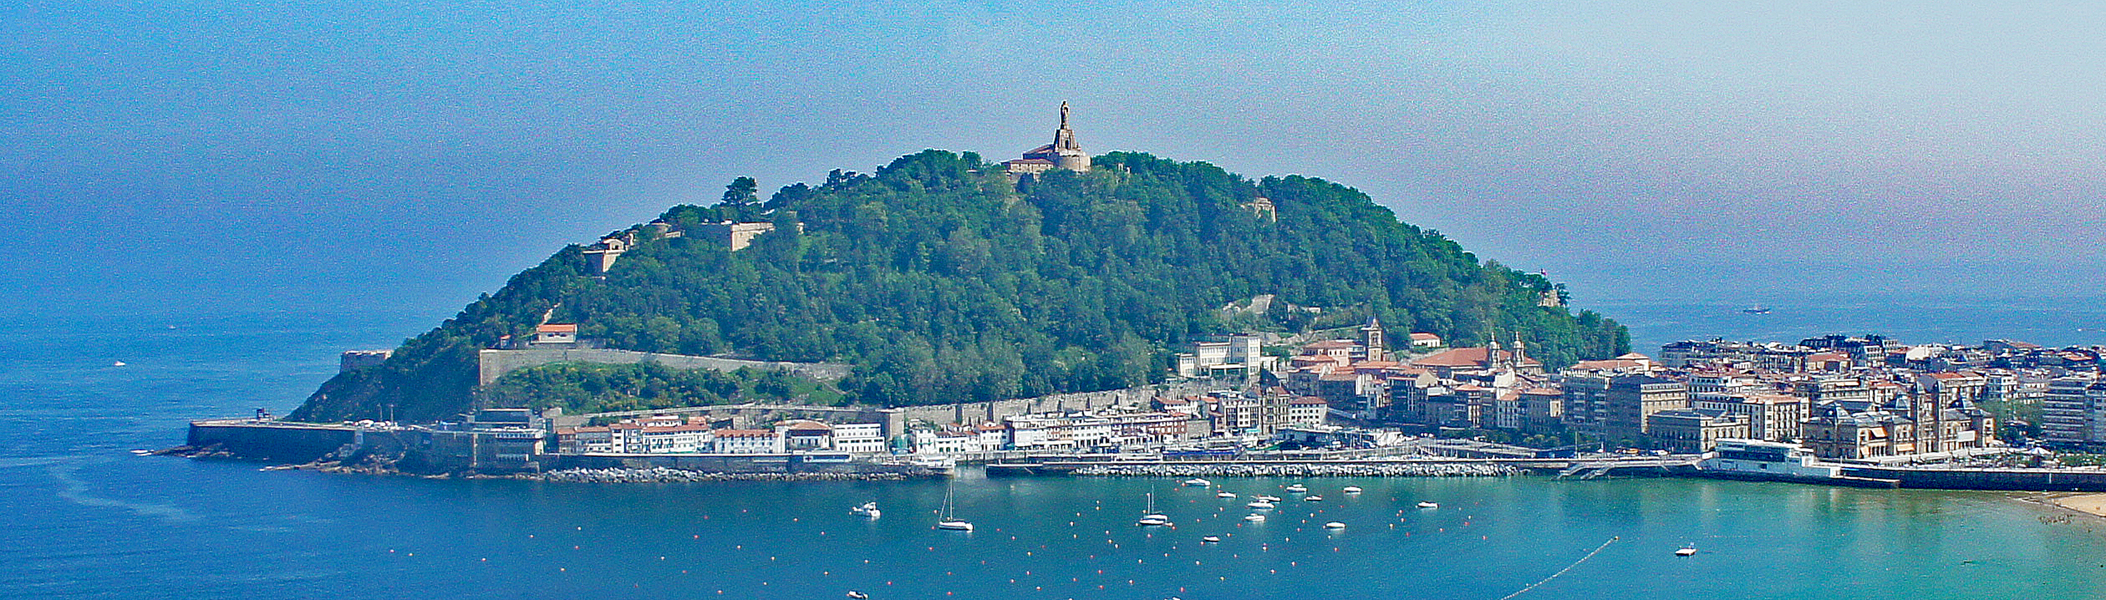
[[935, 482, 972, 531], [850, 501, 880, 519]]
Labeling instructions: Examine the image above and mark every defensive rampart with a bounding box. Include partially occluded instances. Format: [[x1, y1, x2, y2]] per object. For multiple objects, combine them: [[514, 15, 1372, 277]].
[[478, 348, 851, 386]]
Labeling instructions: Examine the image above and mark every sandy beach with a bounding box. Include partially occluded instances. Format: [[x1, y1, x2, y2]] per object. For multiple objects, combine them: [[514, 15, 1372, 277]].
[[2048, 493, 2106, 518]]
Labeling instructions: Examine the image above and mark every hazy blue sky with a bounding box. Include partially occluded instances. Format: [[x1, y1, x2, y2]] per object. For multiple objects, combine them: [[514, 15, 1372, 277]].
[[5, 1, 2102, 318]]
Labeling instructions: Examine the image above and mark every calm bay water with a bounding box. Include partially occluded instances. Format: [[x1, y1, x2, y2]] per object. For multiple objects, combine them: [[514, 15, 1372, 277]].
[[6, 301, 2106, 599]]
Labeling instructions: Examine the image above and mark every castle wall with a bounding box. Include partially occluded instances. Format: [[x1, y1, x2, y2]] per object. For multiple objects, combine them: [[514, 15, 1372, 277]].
[[478, 348, 851, 387]]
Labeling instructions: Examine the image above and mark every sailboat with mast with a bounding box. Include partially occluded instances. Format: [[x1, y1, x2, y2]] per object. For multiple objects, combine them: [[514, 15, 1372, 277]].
[[1136, 486, 1170, 527], [935, 480, 973, 531]]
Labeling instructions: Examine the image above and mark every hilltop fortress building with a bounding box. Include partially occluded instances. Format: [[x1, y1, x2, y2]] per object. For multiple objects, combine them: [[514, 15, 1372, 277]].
[[1004, 102, 1091, 175]]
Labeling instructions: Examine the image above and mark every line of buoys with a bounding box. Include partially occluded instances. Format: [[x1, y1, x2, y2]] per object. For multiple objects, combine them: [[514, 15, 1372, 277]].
[[1075, 463, 1517, 478]]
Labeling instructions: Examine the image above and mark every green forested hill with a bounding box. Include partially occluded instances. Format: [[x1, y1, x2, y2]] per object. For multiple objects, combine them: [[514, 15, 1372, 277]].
[[288, 150, 1627, 422]]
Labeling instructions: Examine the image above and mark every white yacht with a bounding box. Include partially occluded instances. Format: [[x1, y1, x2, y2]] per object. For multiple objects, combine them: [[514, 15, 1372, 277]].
[[1696, 439, 1843, 483], [1341, 486, 1363, 494], [1675, 545, 1698, 557], [1284, 484, 1307, 493], [1215, 491, 1237, 499], [1246, 500, 1276, 509], [1416, 501, 1439, 509], [1256, 495, 1282, 502], [1201, 535, 1222, 543], [935, 482, 972, 531], [1183, 478, 1212, 487], [1243, 513, 1267, 522], [1323, 521, 1346, 529], [1303, 495, 1323, 502]]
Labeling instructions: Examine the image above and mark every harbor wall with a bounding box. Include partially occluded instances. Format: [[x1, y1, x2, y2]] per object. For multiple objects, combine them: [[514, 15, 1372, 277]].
[[1842, 466, 2106, 492], [187, 420, 358, 462]]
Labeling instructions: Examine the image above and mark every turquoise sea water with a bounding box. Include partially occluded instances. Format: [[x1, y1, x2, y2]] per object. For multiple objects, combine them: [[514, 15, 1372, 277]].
[[7, 302, 2106, 599]]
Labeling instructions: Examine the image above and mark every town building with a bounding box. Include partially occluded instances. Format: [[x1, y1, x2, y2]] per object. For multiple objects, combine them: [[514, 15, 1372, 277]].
[[1646, 409, 1750, 453], [1174, 334, 1277, 379], [1288, 397, 1329, 426], [1693, 392, 1808, 442], [531, 323, 579, 346], [1602, 374, 1689, 440], [777, 420, 834, 450], [2042, 375, 2106, 448], [830, 423, 888, 454], [710, 429, 786, 454]]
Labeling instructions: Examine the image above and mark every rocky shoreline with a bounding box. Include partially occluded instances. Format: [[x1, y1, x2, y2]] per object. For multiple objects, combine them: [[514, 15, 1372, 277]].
[[1072, 462, 1518, 478]]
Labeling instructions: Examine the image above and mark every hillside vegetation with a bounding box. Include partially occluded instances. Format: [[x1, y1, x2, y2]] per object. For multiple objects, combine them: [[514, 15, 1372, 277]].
[[289, 151, 1626, 422]]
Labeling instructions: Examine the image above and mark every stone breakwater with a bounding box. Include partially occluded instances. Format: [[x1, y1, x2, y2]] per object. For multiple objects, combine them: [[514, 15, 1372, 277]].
[[1072, 462, 1517, 478], [541, 467, 918, 483]]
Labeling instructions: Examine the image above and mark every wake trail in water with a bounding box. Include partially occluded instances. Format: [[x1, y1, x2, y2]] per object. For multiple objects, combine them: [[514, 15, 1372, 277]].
[[1497, 535, 1618, 600], [48, 462, 200, 523]]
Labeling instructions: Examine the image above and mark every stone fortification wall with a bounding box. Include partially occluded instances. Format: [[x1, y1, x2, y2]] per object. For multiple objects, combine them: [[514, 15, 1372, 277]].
[[894, 381, 1230, 426], [478, 349, 851, 386], [553, 404, 896, 434]]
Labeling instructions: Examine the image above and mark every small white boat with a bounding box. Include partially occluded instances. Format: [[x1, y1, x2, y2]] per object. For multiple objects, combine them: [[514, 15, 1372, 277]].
[[1183, 478, 1212, 487], [1342, 486, 1362, 494], [1256, 495, 1282, 502], [1416, 501, 1439, 509], [846, 592, 869, 599], [129, 449, 153, 456], [1675, 545, 1697, 557], [1324, 522, 1346, 529], [1303, 495, 1323, 502], [1247, 500, 1276, 509], [1216, 491, 1237, 499], [850, 501, 880, 519], [1201, 535, 1222, 543], [1244, 514, 1266, 522], [1284, 484, 1308, 493], [112, 361, 127, 367]]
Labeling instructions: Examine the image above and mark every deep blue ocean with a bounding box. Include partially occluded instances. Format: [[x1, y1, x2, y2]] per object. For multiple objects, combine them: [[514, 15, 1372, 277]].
[[7, 293, 2106, 599]]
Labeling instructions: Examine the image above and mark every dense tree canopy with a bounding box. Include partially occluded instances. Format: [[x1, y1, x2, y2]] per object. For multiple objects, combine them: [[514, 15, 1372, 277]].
[[290, 151, 1626, 422]]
